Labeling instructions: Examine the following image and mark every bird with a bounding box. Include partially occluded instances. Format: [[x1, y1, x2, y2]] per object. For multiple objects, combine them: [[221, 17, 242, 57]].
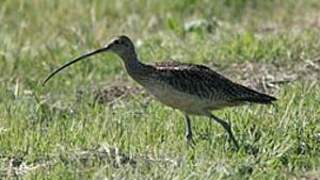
[[43, 35, 277, 150]]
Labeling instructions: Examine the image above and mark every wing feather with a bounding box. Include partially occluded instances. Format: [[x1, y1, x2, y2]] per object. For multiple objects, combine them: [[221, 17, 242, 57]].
[[153, 61, 276, 104]]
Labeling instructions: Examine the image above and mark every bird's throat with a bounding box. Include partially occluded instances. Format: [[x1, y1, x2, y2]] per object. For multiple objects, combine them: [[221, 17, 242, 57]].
[[123, 57, 151, 83], [124, 57, 142, 73]]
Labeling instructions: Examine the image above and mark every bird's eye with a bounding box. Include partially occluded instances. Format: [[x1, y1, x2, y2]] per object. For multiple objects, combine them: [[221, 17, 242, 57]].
[[114, 40, 120, 44]]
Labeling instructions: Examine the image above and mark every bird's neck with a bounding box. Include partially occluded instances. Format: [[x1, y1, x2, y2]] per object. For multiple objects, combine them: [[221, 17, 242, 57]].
[[122, 55, 151, 82]]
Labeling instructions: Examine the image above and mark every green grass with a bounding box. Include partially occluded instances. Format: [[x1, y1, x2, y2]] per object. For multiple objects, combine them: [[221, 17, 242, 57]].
[[1, 0, 320, 179]]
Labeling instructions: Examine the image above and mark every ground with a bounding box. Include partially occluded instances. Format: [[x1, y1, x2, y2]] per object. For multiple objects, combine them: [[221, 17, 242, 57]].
[[1, 0, 320, 179]]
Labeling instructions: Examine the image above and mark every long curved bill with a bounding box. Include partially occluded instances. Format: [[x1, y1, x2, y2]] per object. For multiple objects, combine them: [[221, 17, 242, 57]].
[[42, 46, 109, 85]]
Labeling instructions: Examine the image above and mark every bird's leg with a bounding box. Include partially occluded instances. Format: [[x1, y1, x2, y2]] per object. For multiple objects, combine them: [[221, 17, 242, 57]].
[[184, 114, 195, 147], [209, 114, 239, 150]]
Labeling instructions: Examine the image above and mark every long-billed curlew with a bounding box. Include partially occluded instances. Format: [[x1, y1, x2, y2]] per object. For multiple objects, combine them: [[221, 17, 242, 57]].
[[43, 35, 276, 150]]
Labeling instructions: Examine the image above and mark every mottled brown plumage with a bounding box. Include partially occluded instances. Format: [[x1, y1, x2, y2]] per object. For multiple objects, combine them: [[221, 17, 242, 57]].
[[153, 61, 275, 105], [122, 60, 276, 116], [43, 35, 277, 150]]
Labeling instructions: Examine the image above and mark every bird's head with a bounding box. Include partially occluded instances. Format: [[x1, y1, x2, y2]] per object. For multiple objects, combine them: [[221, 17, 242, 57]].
[[106, 35, 136, 59], [42, 35, 137, 85]]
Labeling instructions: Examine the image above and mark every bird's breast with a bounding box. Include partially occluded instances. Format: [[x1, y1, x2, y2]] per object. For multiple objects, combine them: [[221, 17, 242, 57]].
[[140, 80, 212, 115]]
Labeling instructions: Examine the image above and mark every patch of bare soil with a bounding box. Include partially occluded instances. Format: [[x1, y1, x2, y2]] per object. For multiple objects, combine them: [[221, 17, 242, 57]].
[[1, 144, 181, 178], [93, 85, 146, 105], [62, 145, 137, 168], [60, 144, 181, 169], [300, 169, 320, 180], [217, 58, 320, 95], [1, 155, 55, 178]]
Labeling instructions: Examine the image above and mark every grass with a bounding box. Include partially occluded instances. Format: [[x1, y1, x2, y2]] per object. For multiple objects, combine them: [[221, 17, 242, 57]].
[[1, 0, 320, 179]]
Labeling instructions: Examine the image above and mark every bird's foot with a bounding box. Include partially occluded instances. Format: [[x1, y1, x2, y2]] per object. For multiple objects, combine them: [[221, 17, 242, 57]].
[[186, 133, 196, 148]]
